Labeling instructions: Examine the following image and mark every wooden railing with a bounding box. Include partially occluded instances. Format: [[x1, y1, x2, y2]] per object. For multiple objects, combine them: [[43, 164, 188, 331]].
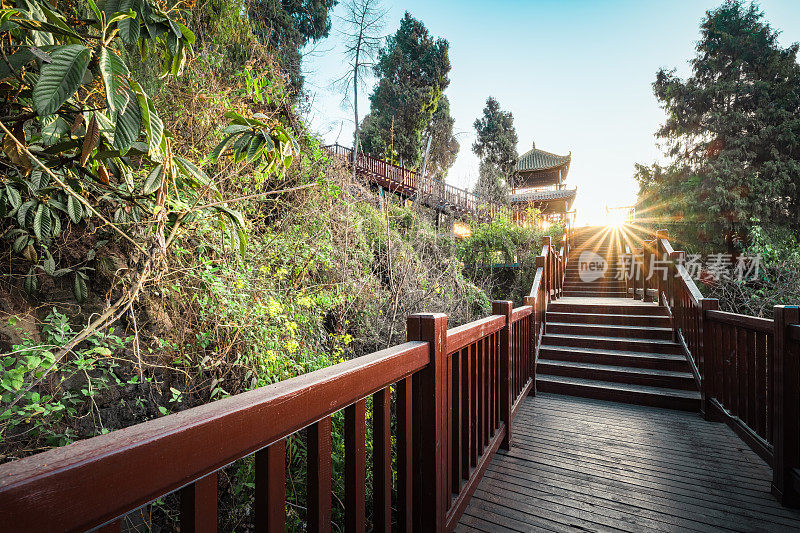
[[325, 144, 510, 222], [0, 234, 568, 531], [625, 230, 800, 506]]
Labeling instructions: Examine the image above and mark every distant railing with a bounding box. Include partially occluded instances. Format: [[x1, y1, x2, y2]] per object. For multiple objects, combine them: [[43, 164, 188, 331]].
[[324, 144, 511, 222], [624, 230, 800, 506], [0, 232, 569, 531]]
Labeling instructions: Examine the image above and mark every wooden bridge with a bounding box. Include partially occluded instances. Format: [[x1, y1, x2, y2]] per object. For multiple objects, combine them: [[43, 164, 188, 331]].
[[2, 226, 800, 532], [325, 144, 510, 222]]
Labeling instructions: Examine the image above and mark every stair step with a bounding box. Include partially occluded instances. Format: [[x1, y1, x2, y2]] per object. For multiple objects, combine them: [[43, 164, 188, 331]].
[[538, 345, 687, 371], [548, 302, 666, 316], [536, 375, 701, 411], [542, 333, 683, 354], [537, 359, 696, 390], [562, 291, 629, 297], [546, 322, 673, 340], [545, 312, 670, 327]]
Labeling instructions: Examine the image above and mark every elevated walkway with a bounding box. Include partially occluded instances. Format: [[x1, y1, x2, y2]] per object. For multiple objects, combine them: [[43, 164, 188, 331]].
[[459, 394, 800, 532]]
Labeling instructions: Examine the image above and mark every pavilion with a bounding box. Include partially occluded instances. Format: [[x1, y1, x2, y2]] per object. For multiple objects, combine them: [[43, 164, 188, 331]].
[[512, 141, 577, 226]]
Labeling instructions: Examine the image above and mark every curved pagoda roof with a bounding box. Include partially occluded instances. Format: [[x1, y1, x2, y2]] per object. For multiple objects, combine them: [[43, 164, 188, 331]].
[[515, 143, 571, 173]]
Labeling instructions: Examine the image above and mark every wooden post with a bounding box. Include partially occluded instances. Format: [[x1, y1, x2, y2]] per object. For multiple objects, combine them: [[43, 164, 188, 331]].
[[523, 296, 537, 396], [542, 236, 552, 301], [655, 230, 668, 305], [772, 306, 800, 506], [407, 313, 448, 531], [699, 298, 719, 420], [633, 247, 643, 300], [493, 301, 513, 451]]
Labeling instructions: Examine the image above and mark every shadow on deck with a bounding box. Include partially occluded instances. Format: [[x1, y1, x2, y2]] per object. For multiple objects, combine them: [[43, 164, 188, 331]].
[[458, 393, 800, 532]]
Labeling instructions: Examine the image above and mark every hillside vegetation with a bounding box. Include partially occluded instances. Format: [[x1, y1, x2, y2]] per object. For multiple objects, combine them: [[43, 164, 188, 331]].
[[0, 1, 554, 528]]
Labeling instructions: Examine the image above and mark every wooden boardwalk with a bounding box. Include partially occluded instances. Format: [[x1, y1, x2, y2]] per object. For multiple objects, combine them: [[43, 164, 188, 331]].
[[457, 393, 800, 532]]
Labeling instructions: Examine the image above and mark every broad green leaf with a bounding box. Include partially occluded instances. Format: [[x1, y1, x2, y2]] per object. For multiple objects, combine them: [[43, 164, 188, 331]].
[[33, 203, 51, 241], [33, 45, 91, 117], [25, 267, 38, 294], [209, 133, 236, 163], [13, 234, 29, 253], [222, 124, 250, 135], [129, 80, 163, 160], [246, 135, 263, 162], [30, 170, 49, 191], [176, 22, 195, 45], [112, 88, 141, 154], [107, 10, 136, 26], [41, 116, 68, 146], [5, 185, 21, 209], [66, 194, 83, 223], [86, 0, 102, 23], [73, 273, 87, 303], [232, 133, 252, 162], [175, 157, 210, 186], [43, 250, 55, 276], [143, 164, 163, 195], [99, 48, 131, 114], [117, 0, 141, 43], [17, 200, 35, 227]]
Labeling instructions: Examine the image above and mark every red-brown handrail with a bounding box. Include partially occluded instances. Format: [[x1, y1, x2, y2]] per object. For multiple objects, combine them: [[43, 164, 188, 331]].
[[626, 229, 800, 506], [0, 228, 570, 531]]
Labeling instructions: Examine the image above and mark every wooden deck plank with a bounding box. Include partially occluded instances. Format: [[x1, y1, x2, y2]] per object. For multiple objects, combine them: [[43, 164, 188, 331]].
[[459, 393, 800, 532]]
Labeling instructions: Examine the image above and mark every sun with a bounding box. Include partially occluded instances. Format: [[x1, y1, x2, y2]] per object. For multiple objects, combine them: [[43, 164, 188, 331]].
[[605, 208, 629, 229]]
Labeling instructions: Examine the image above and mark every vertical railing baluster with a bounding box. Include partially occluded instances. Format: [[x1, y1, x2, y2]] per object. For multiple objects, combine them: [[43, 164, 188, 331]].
[[255, 440, 285, 532], [493, 301, 513, 450], [180, 472, 218, 533], [461, 346, 470, 481], [372, 388, 391, 532], [756, 332, 768, 439], [307, 417, 332, 533], [397, 377, 413, 531], [451, 351, 462, 495], [470, 342, 478, 466], [345, 400, 366, 533]]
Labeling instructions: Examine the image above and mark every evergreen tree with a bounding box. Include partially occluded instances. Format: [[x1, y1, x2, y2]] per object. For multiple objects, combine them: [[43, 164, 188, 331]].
[[474, 161, 509, 203], [248, 0, 338, 93], [472, 97, 518, 181], [636, 0, 800, 248], [424, 95, 459, 179], [359, 13, 451, 167]]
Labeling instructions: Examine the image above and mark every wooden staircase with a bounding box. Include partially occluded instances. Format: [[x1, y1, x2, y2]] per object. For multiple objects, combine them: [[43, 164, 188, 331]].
[[537, 226, 701, 411]]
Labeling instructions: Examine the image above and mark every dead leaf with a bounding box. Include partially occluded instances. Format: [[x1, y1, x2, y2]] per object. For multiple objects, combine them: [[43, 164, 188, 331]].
[[81, 114, 99, 167], [2, 124, 31, 175], [70, 113, 84, 134], [97, 161, 110, 185]]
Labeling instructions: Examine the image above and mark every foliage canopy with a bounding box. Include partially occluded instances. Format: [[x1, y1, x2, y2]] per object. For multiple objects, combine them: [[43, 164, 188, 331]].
[[636, 0, 800, 249], [359, 12, 450, 168], [472, 96, 518, 180]]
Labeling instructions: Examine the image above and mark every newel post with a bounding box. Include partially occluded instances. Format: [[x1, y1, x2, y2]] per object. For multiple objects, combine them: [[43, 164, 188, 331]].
[[699, 298, 718, 420], [772, 306, 800, 507], [523, 295, 537, 396], [493, 301, 513, 451], [407, 313, 448, 531]]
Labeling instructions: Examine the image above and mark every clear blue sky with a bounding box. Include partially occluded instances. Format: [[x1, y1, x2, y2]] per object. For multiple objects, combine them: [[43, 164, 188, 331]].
[[301, 0, 800, 225]]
